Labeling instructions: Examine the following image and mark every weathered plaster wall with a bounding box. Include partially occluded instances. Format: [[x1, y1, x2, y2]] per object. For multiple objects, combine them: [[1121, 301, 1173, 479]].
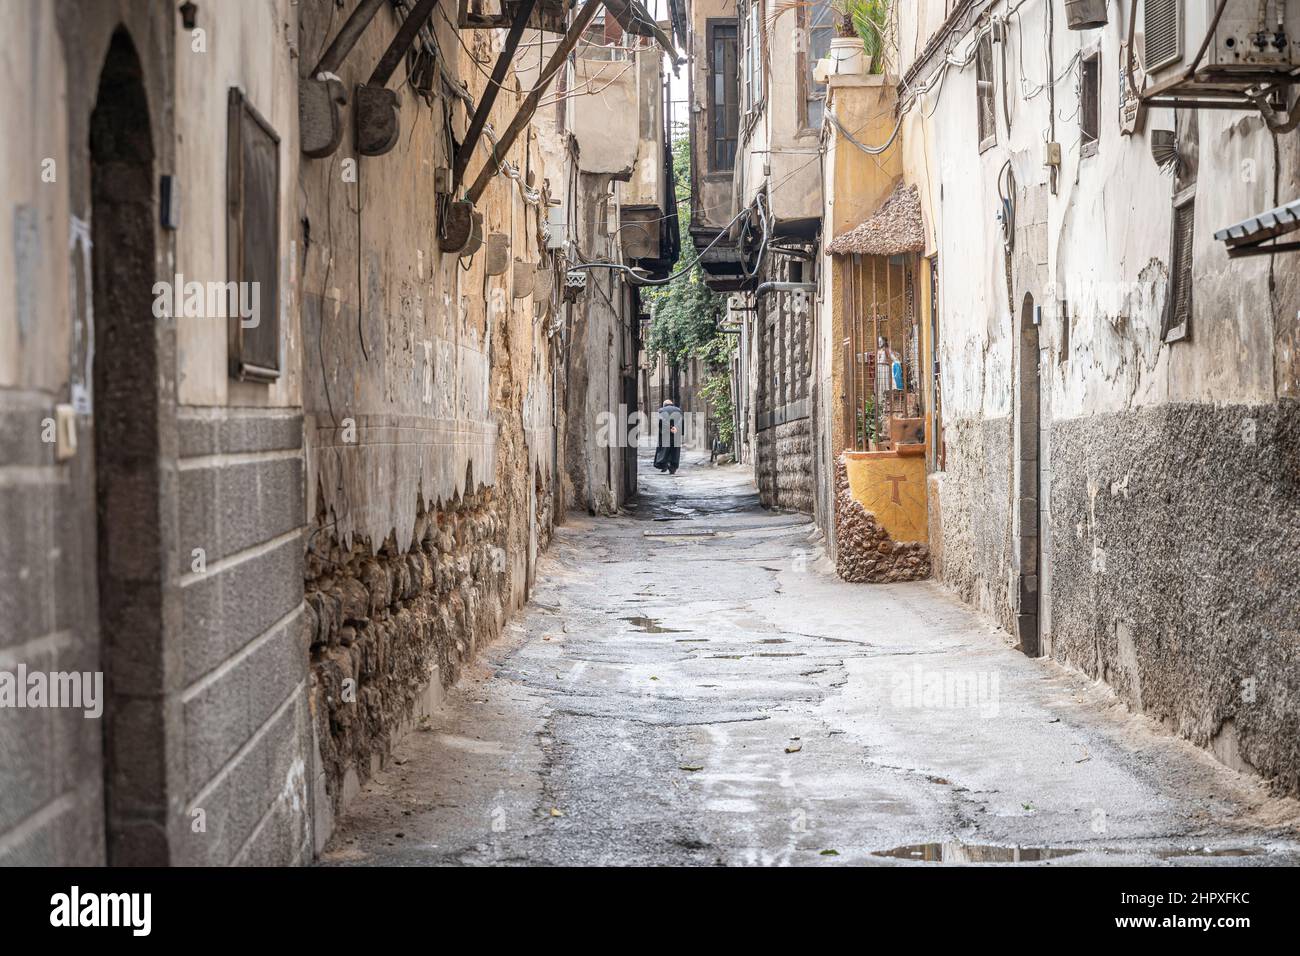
[[168, 0, 314, 868], [834, 456, 931, 583], [296, 6, 561, 833], [1049, 401, 1300, 793], [687, 0, 738, 232], [896, 1, 1300, 789], [844, 452, 928, 543]]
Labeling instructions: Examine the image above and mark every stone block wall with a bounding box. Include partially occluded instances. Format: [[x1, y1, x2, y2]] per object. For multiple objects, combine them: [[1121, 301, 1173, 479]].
[[756, 417, 814, 512], [0, 396, 103, 865], [172, 407, 313, 866]]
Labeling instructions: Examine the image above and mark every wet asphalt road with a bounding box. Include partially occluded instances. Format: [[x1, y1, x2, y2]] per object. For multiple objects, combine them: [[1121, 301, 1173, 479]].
[[321, 449, 1300, 866]]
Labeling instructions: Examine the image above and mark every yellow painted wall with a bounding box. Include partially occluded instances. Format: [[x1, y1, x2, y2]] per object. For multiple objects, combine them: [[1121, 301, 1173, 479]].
[[845, 451, 928, 543], [825, 76, 901, 239]]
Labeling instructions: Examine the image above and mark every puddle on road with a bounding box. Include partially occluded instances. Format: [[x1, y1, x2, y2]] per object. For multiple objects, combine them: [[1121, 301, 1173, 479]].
[[758, 639, 790, 644], [1152, 847, 1264, 859], [621, 616, 690, 634], [874, 842, 1266, 863], [874, 843, 1082, 863]]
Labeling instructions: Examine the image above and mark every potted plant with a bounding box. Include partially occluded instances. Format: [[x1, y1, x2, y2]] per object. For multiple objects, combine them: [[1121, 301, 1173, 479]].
[[830, 0, 889, 76]]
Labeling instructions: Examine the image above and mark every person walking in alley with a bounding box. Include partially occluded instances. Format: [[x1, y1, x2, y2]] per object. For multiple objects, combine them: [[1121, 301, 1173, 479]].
[[654, 398, 683, 475]]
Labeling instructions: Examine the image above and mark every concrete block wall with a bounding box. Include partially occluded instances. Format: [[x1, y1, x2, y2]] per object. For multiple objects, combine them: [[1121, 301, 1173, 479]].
[[0, 395, 104, 865], [172, 408, 312, 866]]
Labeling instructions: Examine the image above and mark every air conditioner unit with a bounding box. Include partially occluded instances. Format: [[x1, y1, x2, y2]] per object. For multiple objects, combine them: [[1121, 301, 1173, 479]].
[[1137, 0, 1300, 114], [1142, 0, 1300, 85]]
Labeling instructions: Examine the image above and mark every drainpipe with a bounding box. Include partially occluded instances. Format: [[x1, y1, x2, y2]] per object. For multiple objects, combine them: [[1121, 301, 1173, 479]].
[[754, 281, 817, 297]]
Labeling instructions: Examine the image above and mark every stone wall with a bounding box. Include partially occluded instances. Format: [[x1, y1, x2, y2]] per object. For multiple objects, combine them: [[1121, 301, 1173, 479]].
[[296, 5, 565, 852], [305, 479, 520, 828], [930, 417, 1015, 634], [834, 457, 930, 582], [756, 417, 814, 512], [1048, 400, 1300, 795], [172, 408, 313, 866]]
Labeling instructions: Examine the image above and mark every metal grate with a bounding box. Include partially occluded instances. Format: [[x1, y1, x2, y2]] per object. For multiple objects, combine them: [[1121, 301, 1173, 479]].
[[1165, 195, 1195, 338], [842, 256, 921, 451], [1143, 0, 1182, 72], [976, 36, 996, 147]]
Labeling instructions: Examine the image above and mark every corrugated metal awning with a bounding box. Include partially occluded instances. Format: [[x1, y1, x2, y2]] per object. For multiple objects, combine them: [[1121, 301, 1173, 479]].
[[1214, 197, 1300, 258]]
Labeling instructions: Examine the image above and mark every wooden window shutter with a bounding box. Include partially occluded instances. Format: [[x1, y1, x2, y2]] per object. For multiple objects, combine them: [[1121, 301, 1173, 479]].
[[227, 87, 282, 382], [1163, 187, 1195, 343]]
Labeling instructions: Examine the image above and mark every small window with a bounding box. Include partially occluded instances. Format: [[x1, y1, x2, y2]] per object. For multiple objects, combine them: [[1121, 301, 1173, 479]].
[[1162, 186, 1195, 343], [1080, 53, 1101, 156], [708, 22, 739, 171], [803, 0, 835, 129], [976, 36, 996, 151], [745, 2, 764, 114], [226, 87, 281, 382], [1059, 301, 1071, 364]]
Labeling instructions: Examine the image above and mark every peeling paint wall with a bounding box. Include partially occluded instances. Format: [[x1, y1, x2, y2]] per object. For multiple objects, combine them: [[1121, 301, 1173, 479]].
[[897, 1, 1300, 790], [687, 0, 738, 233], [297, 6, 564, 831]]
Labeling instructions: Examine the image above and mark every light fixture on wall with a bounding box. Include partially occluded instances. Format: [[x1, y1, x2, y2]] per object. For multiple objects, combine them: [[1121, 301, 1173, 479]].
[[1064, 0, 1108, 31]]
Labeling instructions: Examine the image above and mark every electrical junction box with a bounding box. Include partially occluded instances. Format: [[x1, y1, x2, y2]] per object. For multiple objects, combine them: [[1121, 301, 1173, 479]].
[[545, 201, 568, 251]]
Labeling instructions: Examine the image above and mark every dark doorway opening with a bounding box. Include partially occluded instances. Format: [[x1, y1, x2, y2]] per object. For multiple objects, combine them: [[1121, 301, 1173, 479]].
[[1015, 293, 1041, 657], [90, 27, 167, 864]]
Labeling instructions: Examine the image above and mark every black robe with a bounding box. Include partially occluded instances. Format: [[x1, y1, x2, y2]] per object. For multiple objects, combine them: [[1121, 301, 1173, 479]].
[[654, 404, 683, 473]]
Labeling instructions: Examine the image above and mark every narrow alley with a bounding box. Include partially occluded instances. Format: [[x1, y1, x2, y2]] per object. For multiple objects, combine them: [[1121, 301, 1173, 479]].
[[321, 451, 1300, 866], [5, 0, 1300, 918]]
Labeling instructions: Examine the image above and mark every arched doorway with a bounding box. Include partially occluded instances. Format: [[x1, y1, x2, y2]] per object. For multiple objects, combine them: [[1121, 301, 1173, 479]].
[[1015, 293, 1041, 657], [90, 27, 166, 864]]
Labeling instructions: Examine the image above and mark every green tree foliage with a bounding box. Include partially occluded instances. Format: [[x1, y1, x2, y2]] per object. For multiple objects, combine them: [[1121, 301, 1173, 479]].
[[645, 136, 736, 447]]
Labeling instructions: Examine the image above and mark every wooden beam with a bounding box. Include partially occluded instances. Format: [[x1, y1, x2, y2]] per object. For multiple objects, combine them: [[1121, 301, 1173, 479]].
[[466, 0, 601, 204], [454, 0, 541, 190], [368, 0, 442, 87], [313, 0, 388, 77]]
